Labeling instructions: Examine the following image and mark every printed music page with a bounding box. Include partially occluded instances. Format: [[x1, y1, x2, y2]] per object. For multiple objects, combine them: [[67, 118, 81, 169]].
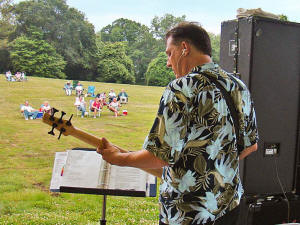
[[108, 165, 147, 192], [50, 152, 68, 191], [60, 150, 103, 188]]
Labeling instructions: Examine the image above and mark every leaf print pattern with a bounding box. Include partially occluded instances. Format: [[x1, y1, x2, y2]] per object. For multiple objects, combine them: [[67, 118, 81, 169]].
[[144, 62, 259, 224]]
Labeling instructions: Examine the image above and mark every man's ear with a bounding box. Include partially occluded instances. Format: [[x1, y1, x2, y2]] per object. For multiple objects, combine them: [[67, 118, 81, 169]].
[[181, 41, 190, 55]]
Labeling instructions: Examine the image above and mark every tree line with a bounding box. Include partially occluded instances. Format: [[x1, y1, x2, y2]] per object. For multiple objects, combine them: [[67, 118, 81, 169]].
[[0, 0, 220, 86]]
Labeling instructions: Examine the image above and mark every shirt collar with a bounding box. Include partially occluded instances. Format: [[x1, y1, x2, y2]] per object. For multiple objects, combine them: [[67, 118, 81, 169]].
[[190, 62, 217, 74]]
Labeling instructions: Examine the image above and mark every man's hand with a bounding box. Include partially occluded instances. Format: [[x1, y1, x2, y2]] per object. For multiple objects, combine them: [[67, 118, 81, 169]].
[[97, 137, 125, 166]]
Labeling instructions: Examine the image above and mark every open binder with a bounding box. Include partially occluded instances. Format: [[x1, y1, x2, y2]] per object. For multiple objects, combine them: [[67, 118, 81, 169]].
[[50, 149, 157, 197]]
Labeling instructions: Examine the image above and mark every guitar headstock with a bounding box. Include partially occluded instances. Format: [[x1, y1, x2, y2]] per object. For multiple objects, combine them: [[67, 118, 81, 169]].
[[42, 108, 75, 139]]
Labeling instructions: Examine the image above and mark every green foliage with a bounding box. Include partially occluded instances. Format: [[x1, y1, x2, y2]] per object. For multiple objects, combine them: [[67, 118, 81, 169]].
[[0, 0, 15, 40], [0, 0, 14, 72], [209, 33, 220, 64], [9, 34, 66, 78], [12, 0, 97, 80], [145, 52, 174, 86], [97, 42, 135, 84], [150, 14, 186, 40], [279, 14, 288, 21]]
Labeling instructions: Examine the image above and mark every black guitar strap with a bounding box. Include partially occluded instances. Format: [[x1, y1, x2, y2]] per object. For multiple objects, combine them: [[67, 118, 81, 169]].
[[202, 73, 243, 154]]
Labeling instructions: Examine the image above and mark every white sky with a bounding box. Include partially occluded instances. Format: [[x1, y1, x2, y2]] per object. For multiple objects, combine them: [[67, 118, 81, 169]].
[[66, 0, 300, 34], [14, 0, 300, 34]]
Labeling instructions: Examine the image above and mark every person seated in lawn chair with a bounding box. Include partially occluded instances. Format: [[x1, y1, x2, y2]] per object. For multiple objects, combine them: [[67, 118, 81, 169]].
[[75, 82, 84, 96], [74, 95, 86, 118], [20, 100, 39, 120], [90, 97, 102, 118], [5, 71, 12, 81], [15, 72, 22, 82], [108, 97, 121, 117], [117, 89, 129, 104], [64, 81, 73, 96], [40, 101, 52, 114], [108, 89, 116, 103]]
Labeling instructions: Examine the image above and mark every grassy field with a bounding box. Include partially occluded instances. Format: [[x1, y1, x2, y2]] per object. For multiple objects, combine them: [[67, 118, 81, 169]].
[[0, 75, 165, 225]]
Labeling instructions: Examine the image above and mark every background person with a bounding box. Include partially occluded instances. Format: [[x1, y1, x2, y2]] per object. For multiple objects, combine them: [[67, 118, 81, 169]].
[[117, 89, 128, 103], [75, 82, 83, 96], [40, 101, 51, 114], [64, 81, 72, 96], [97, 22, 258, 225], [91, 97, 102, 118], [74, 95, 86, 118], [20, 100, 39, 120], [108, 89, 116, 103], [108, 97, 120, 117]]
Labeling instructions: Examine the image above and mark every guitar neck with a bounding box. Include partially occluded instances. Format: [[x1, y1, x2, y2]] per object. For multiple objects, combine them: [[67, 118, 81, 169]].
[[71, 127, 103, 149]]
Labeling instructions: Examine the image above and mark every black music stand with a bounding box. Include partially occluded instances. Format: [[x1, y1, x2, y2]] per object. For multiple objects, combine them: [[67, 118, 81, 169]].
[[53, 148, 155, 225]]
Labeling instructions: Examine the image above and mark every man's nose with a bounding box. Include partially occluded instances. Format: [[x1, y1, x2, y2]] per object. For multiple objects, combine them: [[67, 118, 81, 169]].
[[166, 60, 172, 68]]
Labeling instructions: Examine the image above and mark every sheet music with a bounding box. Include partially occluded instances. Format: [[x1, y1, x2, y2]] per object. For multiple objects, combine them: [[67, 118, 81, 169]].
[[50, 152, 68, 191], [49, 150, 156, 196], [108, 166, 147, 191], [60, 150, 103, 188]]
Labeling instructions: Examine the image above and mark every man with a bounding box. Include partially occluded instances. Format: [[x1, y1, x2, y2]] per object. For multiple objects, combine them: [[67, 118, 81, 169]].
[[20, 100, 39, 120], [108, 89, 116, 103], [75, 82, 83, 96], [97, 22, 258, 225], [117, 89, 129, 103], [64, 81, 72, 96]]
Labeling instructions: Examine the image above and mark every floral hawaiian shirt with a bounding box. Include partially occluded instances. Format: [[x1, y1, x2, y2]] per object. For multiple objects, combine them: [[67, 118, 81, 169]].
[[143, 63, 258, 225]]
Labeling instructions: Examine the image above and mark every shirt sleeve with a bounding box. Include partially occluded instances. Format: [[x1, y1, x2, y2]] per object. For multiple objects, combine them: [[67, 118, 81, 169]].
[[143, 86, 186, 165]]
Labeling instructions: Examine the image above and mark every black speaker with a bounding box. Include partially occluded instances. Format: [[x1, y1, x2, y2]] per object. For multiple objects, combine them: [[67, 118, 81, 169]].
[[220, 16, 300, 195], [238, 195, 300, 225]]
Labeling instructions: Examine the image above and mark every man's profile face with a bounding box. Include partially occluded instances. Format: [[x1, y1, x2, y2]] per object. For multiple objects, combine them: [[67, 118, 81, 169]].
[[165, 36, 182, 78]]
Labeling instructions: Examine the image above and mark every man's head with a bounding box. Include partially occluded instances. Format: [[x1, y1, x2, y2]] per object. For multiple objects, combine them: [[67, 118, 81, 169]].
[[25, 100, 29, 106], [165, 22, 212, 78]]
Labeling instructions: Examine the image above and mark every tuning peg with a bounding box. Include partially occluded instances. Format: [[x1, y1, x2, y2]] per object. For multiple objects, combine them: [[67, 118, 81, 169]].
[[48, 123, 57, 136], [58, 128, 66, 140], [50, 108, 59, 121], [66, 114, 73, 126], [58, 111, 66, 123]]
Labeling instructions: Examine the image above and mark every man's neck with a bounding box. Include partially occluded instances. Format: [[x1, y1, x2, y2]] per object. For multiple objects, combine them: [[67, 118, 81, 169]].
[[187, 54, 212, 72]]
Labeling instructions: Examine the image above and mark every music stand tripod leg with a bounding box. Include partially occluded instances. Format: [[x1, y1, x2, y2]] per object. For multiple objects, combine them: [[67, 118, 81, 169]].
[[100, 195, 107, 225]]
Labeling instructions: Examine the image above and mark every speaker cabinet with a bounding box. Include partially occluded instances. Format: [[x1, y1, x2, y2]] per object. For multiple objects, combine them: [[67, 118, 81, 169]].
[[238, 195, 300, 225], [220, 16, 300, 195]]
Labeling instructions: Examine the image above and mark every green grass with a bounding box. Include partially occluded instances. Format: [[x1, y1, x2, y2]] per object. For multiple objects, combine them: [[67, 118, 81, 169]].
[[0, 75, 165, 225]]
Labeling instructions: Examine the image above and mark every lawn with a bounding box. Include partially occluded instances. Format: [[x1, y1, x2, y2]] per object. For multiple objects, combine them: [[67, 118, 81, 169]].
[[0, 75, 165, 225]]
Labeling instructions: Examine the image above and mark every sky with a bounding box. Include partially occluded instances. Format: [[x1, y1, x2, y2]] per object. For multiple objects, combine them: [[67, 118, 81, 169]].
[[64, 0, 300, 34]]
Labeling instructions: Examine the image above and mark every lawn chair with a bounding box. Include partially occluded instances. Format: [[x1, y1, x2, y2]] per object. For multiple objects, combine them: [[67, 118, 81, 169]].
[[88, 99, 101, 118], [72, 80, 79, 90], [86, 86, 96, 97]]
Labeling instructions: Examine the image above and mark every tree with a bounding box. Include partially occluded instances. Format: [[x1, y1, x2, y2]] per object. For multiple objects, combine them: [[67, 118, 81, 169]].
[[96, 42, 135, 84], [0, 0, 15, 72], [209, 33, 220, 64], [9, 32, 66, 78], [100, 18, 160, 84], [12, 0, 97, 80], [150, 14, 186, 40], [279, 14, 288, 21], [145, 52, 174, 86]]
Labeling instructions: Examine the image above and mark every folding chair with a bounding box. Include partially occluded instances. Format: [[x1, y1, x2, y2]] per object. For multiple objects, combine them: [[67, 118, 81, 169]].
[[72, 80, 79, 90], [88, 100, 101, 118], [86, 86, 96, 97]]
